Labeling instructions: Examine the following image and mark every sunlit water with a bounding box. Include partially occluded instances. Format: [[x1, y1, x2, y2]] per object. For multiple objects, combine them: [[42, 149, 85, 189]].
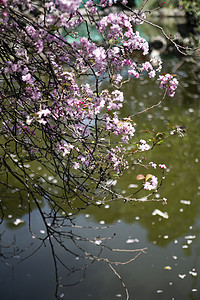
[[1, 55, 200, 300]]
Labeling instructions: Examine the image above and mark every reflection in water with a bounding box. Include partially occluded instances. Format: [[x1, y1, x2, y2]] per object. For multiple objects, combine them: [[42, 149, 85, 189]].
[[1, 58, 200, 299], [0, 209, 146, 300]]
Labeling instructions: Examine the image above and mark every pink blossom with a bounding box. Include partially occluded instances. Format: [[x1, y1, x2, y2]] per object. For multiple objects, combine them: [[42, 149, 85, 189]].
[[63, 143, 74, 156], [128, 69, 140, 78], [55, 0, 81, 12], [86, 0, 94, 7], [35, 40, 43, 54], [113, 74, 123, 84], [158, 74, 179, 97], [159, 164, 167, 169], [0, 0, 7, 6], [37, 109, 51, 118], [107, 90, 124, 111], [37, 119, 47, 125], [107, 147, 128, 174], [138, 139, 151, 151], [77, 155, 90, 167], [142, 61, 153, 72], [149, 162, 157, 169], [26, 116, 33, 125], [148, 70, 156, 78], [130, 10, 146, 25], [144, 176, 158, 190], [73, 162, 80, 169], [93, 47, 106, 61], [58, 142, 74, 156], [22, 73, 34, 85]]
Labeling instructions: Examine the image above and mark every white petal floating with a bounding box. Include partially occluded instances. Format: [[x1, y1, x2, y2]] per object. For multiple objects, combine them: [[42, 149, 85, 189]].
[[185, 235, 196, 239], [14, 218, 24, 226], [180, 200, 191, 205], [128, 184, 138, 188], [152, 209, 169, 219], [189, 271, 197, 277], [164, 266, 172, 270], [126, 238, 139, 244], [126, 239, 134, 244], [178, 274, 186, 279]]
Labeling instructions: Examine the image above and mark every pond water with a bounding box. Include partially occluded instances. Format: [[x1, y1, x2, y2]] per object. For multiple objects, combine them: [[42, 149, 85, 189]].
[[0, 55, 200, 300]]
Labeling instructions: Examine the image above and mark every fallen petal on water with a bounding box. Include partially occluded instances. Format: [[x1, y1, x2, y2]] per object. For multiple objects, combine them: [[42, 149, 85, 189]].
[[126, 238, 139, 244], [178, 274, 186, 279], [128, 184, 138, 188], [95, 239, 102, 245], [165, 266, 172, 270], [187, 240, 193, 245], [180, 200, 191, 205], [189, 271, 197, 277], [126, 239, 134, 244], [14, 219, 24, 226], [152, 209, 169, 219], [185, 235, 196, 239]]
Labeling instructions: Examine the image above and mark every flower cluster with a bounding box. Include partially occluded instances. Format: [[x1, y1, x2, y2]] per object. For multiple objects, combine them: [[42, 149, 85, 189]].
[[0, 0, 179, 207], [106, 114, 135, 143], [158, 73, 179, 97], [98, 13, 149, 56], [170, 126, 185, 137], [130, 10, 146, 25], [144, 176, 158, 191], [107, 146, 128, 174], [138, 139, 151, 151], [149, 162, 167, 170], [73, 37, 107, 75], [141, 61, 156, 78], [57, 142, 74, 157], [102, 89, 124, 111], [55, 0, 81, 13]]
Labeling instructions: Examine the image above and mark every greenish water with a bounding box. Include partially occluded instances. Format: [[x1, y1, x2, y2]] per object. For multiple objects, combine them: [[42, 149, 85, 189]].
[[0, 56, 200, 300]]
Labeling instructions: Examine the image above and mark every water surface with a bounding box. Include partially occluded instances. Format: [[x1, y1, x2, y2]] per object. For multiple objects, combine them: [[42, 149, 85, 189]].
[[0, 56, 200, 300]]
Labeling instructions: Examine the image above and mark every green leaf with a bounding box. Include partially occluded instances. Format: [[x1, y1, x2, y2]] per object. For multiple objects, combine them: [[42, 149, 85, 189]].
[[156, 132, 165, 139], [167, 123, 174, 129]]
